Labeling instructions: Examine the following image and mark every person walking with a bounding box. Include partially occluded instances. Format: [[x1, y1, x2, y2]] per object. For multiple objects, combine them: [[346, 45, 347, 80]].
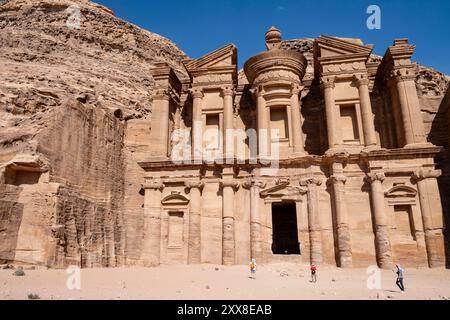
[[249, 259, 257, 279], [310, 264, 317, 283], [395, 264, 405, 293]]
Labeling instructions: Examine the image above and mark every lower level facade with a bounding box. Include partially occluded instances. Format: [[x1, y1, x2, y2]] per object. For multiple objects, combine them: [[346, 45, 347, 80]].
[[139, 148, 446, 269]]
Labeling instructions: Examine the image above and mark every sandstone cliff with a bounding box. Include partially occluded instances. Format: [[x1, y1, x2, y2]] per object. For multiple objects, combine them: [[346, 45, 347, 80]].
[[0, 0, 187, 267]]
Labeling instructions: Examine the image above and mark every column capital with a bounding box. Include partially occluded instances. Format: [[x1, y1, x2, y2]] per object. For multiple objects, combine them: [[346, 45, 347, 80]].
[[220, 86, 234, 97], [153, 88, 171, 101], [249, 86, 265, 98], [220, 179, 240, 190], [412, 168, 441, 182], [354, 74, 370, 87], [290, 83, 304, 96], [365, 172, 386, 184], [390, 68, 416, 84], [320, 76, 335, 89], [300, 176, 323, 187], [142, 180, 165, 190], [189, 88, 204, 99], [242, 178, 266, 189], [185, 180, 205, 190], [330, 174, 347, 184]]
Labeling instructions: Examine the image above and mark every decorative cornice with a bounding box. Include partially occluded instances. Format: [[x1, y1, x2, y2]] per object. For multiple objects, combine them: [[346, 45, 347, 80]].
[[324, 150, 349, 164]]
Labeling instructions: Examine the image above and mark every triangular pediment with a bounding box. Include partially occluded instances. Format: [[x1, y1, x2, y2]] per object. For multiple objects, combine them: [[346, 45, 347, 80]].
[[183, 44, 237, 72], [260, 183, 307, 198], [316, 35, 373, 58]]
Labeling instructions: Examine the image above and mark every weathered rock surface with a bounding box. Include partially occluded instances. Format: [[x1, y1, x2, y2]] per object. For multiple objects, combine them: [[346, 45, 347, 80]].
[[0, 0, 187, 267]]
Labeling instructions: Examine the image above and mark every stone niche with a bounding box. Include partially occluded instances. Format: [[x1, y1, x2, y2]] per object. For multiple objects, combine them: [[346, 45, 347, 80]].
[[160, 190, 190, 264], [333, 80, 364, 146], [384, 182, 428, 267], [1, 154, 49, 186]]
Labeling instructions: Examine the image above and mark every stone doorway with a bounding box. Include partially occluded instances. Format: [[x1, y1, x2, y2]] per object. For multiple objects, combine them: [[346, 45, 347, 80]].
[[271, 201, 301, 255]]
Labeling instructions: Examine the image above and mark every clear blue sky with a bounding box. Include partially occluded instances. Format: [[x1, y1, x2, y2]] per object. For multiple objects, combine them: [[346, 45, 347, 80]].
[[95, 0, 450, 74]]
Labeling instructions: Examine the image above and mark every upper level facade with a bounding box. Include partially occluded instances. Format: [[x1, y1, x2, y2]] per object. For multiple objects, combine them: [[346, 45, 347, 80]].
[[143, 27, 437, 167]]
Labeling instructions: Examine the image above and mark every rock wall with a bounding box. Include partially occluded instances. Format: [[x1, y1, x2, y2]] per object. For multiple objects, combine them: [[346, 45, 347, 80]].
[[0, 0, 187, 267]]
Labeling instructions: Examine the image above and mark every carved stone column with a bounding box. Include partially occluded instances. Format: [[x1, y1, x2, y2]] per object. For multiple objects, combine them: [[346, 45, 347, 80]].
[[142, 180, 164, 266], [321, 77, 340, 148], [300, 176, 323, 265], [393, 71, 427, 146], [329, 168, 353, 267], [222, 87, 235, 159], [254, 87, 269, 158], [243, 178, 266, 262], [150, 89, 171, 158], [191, 89, 204, 161], [412, 168, 445, 268], [290, 84, 305, 155], [366, 172, 393, 269], [355, 75, 377, 147], [220, 178, 239, 265], [185, 180, 204, 264]]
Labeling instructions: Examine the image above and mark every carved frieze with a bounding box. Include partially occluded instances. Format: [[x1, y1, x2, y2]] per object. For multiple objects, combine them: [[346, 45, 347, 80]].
[[322, 61, 366, 74], [254, 69, 301, 85], [192, 73, 233, 86]]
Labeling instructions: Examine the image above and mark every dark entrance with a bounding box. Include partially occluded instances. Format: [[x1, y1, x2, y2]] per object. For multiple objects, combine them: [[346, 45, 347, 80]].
[[271, 201, 300, 255]]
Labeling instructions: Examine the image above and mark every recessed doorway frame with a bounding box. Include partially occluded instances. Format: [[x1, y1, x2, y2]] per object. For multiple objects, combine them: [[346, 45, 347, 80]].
[[271, 201, 301, 255]]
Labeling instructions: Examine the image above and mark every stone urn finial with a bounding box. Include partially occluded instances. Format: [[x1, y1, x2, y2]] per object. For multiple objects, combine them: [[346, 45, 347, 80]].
[[265, 26, 282, 50]]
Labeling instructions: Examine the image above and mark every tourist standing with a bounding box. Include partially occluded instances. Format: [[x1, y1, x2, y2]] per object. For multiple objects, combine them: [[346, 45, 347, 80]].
[[310, 264, 317, 283], [249, 259, 257, 279], [395, 264, 405, 293]]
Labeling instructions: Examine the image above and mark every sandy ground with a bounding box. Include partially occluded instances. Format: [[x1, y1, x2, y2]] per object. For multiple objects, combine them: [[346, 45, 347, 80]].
[[1, 263, 449, 300]]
